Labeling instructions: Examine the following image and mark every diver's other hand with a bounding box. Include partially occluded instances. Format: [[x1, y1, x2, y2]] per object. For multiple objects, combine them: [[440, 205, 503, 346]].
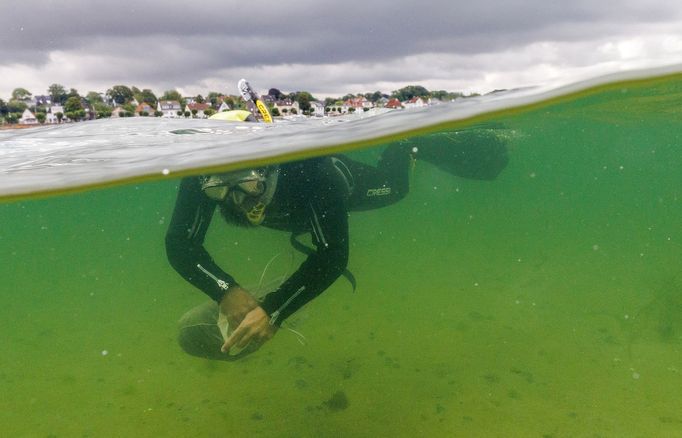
[[219, 286, 259, 328], [221, 306, 276, 354]]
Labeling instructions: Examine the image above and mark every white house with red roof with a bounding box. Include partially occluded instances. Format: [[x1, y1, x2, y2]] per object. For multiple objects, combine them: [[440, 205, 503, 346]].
[[344, 96, 374, 111], [135, 103, 155, 116], [385, 98, 403, 109], [185, 102, 212, 118], [403, 96, 430, 108]]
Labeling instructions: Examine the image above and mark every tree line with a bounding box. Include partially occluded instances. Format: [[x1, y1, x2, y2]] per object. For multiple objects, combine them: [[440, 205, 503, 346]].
[[1, 83, 470, 124]]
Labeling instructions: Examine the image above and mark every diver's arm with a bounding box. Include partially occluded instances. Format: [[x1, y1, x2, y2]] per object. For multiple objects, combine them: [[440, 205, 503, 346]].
[[260, 194, 349, 325], [165, 177, 240, 302]]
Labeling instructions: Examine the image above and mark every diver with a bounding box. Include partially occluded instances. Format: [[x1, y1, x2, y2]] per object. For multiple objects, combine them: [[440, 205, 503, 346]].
[[165, 128, 509, 361]]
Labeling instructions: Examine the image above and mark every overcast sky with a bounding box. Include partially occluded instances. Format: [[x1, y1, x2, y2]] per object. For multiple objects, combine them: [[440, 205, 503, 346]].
[[1, 0, 682, 100]]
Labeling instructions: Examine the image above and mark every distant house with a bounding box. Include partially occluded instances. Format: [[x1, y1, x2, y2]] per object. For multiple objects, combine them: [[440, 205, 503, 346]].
[[218, 101, 232, 113], [260, 95, 276, 105], [274, 99, 300, 115], [157, 100, 182, 118], [403, 96, 430, 108], [309, 101, 325, 117], [19, 109, 38, 124], [110, 106, 126, 118], [45, 105, 65, 124], [217, 101, 231, 112], [385, 98, 403, 109], [185, 102, 212, 118], [376, 97, 389, 107], [135, 102, 155, 116], [345, 96, 373, 111], [325, 100, 347, 115], [33, 95, 52, 106]]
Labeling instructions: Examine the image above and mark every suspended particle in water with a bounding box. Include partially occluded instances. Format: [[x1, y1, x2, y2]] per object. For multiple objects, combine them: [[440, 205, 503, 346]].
[[632, 372, 640, 380], [592, 244, 600, 251], [101, 350, 109, 356], [162, 168, 170, 175]]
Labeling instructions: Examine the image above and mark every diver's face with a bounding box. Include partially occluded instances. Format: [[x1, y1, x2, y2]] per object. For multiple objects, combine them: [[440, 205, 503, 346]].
[[225, 174, 268, 225]]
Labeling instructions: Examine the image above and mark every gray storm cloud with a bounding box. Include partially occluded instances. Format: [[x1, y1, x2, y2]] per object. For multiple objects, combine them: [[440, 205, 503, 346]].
[[1, 0, 681, 97]]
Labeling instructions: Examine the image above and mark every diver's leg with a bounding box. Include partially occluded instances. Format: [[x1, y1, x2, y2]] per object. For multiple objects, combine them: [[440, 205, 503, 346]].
[[177, 301, 232, 361], [410, 129, 508, 180]]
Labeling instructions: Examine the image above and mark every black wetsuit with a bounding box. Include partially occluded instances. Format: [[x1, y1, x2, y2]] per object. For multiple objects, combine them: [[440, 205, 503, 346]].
[[166, 146, 412, 325]]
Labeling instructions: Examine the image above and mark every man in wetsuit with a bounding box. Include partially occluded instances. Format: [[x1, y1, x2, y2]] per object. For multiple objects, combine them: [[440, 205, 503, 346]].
[[166, 130, 508, 360]]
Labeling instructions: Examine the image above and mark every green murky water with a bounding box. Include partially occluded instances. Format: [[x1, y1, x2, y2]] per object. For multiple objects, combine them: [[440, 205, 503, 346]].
[[2, 74, 682, 437]]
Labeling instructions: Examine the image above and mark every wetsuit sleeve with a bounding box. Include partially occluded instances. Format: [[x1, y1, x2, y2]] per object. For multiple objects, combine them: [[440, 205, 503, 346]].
[[165, 177, 239, 302], [260, 182, 349, 325]]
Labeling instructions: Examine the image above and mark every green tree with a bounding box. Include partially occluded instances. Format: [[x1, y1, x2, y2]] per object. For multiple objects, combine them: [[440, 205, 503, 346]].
[[0, 99, 7, 116], [56, 112, 64, 123], [66, 88, 81, 100], [48, 84, 67, 105], [162, 89, 183, 103], [64, 96, 83, 114], [135, 89, 158, 107], [195, 94, 205, 104], [430, 90, 463, 101], [223, 96, 237, 109], [204, 108, 216, 117], [271, 107, 281, 117], [289, 91, 314, 112], [36, 113, 46, 124], [268, 88, 284, 99], [86, 91, 104, 105], [93, 103, 112, 118], [7, 100, 27, 113], [184, 111, 191, 118], [107, 85, 134, 105], [391, 85, 429, 101], [366, 91, 386, 102], [154, 110, 163, 117], [11, 88, 32, 101], [207, 92, 222, 107], [6, 113, 19, 124]]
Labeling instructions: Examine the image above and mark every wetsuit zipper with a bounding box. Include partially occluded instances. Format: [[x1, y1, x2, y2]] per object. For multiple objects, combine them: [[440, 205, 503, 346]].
[[269, 286, 306, 326], [197, 264, 230, 290]]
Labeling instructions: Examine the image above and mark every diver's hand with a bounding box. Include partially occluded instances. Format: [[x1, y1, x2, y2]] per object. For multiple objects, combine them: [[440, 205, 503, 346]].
[[219, 287, 259, 328], [221, 306, 277, 354]]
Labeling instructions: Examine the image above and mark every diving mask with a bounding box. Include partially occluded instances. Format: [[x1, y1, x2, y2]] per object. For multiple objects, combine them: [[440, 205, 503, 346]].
[[201, 167, 279, 224]]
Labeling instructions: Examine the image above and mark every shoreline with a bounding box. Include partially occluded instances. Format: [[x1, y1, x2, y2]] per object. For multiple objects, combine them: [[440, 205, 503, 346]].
[[0, 124, 42, 130]]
